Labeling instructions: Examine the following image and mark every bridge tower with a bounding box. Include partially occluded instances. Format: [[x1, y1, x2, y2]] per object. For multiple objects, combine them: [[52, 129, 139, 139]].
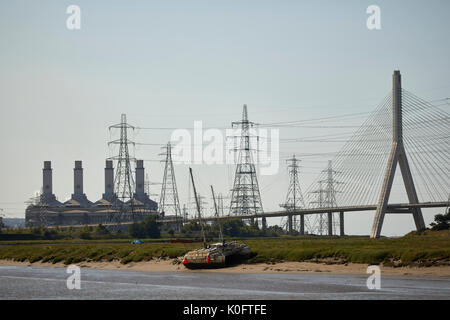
[[370, 70, 426, 238]]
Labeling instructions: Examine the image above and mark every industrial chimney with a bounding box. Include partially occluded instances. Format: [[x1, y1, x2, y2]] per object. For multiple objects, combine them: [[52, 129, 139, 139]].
[[70, 160, 92, 206], [133, 160, 157, 210], [103, 160, 115, 201], [40, 161, 60, 205], [135, 160, 145, 196], [43, 161, 53, 195], [73, 160, 83, 195]]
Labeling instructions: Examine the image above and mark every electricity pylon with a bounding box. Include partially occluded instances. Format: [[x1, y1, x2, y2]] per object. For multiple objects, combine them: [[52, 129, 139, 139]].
[[229, 105, 265, 228], [310, 160, 341, 235], [108, 114, 136, 202], [108, 114, 136, 224], [280, 155, 308, 234], [159, 142, 181, 230]]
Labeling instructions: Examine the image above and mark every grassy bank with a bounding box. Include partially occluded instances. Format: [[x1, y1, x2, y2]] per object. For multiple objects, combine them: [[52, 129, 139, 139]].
[[0, 242, 200, 265], [0, 230, 449, 267], [246, 230, 450, 266]]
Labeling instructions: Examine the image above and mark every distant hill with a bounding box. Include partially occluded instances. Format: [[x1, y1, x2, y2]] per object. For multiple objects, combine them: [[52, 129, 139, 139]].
[[2, 218, 25, 228]]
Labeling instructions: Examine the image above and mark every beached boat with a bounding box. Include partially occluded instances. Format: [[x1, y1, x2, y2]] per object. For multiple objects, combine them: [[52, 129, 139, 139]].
[[182, 241, 251, 269], [181, 168, 252, 269]]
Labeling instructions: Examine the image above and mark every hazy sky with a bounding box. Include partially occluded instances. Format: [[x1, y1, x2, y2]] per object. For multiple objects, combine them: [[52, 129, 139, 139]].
[[0, 0, 449, 236]]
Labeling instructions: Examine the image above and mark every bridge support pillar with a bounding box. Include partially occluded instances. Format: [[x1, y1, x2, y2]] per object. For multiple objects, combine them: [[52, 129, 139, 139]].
[[339, 211, 344, 236], [300, 214, 305, 235], [328, 212, 333, 236], [287, 214, 293, 234], [261, 217, 267, 230], [371, 71, 425, 238]]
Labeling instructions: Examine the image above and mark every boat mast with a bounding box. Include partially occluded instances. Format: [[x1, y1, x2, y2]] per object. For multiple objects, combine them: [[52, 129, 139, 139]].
[[189, 167, 207, 248], [210, 185, 224, 243]]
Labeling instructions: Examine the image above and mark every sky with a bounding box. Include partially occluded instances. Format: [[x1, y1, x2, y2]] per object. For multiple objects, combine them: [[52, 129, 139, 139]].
[[0, 0, 449, 236]]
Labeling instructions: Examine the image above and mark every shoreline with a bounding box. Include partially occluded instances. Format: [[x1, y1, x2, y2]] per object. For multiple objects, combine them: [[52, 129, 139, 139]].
[[1, 259, 450, 278]]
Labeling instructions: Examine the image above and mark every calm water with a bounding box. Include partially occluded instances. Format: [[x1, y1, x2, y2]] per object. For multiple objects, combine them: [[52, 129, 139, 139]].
[[0, 265, 449, 300]]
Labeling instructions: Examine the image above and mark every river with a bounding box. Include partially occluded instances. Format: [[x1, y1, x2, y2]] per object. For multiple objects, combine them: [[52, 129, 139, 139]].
[[0, 265, 449, 299]]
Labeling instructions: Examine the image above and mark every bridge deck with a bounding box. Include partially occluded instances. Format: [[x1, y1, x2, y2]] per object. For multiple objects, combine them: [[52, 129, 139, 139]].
[[51, 201, 448, 228]]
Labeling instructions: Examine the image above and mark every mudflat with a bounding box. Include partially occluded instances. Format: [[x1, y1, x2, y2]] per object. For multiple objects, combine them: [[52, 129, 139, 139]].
[[1, 258, 449, 277]]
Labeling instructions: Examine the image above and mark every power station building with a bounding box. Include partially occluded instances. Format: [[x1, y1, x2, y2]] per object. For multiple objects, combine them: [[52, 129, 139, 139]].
[[25, 160, 158, 227]]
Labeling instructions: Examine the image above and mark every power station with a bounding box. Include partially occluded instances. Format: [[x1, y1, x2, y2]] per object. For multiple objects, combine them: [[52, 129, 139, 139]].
[[25, 159, 158, 227]]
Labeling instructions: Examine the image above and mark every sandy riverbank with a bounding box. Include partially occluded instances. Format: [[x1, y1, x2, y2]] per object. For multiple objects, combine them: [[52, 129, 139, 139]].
[[1, 259, 450, 277]]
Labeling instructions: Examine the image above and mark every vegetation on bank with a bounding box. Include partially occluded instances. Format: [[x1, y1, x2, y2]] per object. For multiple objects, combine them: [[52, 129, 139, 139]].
[[0, 242, 199, 265], [0, 230, 448, 267], [430, 210, 450, 231], [128, 216, 161, 239], [1, 208, 447, 240], [246, 230, 450, 266], [0, 224, 124, 241], [0, 210, 448, 266], [179, 219, 285, 238], [0, 217, 285, 241]]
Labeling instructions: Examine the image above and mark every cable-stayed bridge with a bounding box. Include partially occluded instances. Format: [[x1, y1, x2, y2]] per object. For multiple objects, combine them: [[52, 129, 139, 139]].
[[171, 70, 449, 238], [53, 71, 449, 238]]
